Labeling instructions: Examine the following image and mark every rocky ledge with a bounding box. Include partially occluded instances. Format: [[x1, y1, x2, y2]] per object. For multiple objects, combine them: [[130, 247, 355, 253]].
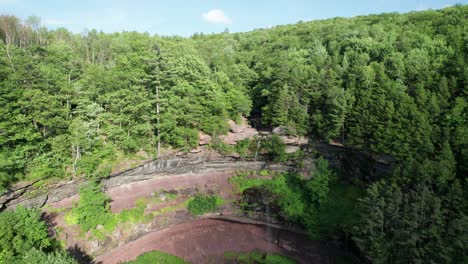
[[0, 153, 293, 211]]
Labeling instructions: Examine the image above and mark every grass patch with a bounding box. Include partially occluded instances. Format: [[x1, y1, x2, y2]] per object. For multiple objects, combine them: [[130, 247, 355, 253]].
[[151, 199, 188, 217], [187, 193, 224, 216], [224, 251, 296, 264], [117, 197, 150, 224], [124, 250, 190, 264]]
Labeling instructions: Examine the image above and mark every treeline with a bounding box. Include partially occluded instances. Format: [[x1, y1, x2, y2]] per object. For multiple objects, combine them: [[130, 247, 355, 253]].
[[193, 8, 467, 262], [0, 16, 251, 191], [0, 5, 467, 263], [191, 6, 467, 263]]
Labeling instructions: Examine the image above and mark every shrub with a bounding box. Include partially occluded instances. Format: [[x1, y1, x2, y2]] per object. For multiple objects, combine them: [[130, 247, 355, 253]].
[[229, 172, 265, 193], [261, 135, 286, 161], [210, 140, 235, 155], [234, 138, 251, 158], [187, 193, 223, 216], [70, 182, 115, 233], [230, 157, 342, 238]]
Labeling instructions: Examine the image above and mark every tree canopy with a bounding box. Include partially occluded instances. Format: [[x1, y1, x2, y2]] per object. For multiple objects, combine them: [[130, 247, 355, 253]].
[[0, 5, 467, 263]]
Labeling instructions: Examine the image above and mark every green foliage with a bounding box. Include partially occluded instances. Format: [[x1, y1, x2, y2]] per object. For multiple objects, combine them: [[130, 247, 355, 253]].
[[0, 206, 76, 264], [0, 6, 467, 262], [305, 157, 332, 205], [117, 197, 148, 223], [186, 193, 223, 216], [261, 135, 287, 162], [316, 183, 364, 238], [231, 157, 336, 237], [124, 250, 189, 264], [70, 182, 115, 233], [353, 177, 467, 264], [229, 172, 266, 193], [224, 251, 296, 264], [18, 248, 78, 264], [67, 185, 187, 240], [210, 140, 235, 155], [234, 138, 251, 158]]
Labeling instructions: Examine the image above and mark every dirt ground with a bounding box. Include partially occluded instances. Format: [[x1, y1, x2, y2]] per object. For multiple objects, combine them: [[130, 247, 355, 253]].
[[94, 218, 312, 264], [107, 172, 236, 213]]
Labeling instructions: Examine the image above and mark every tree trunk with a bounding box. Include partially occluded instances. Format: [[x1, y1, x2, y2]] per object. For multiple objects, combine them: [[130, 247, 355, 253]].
[[156, 85, 161, 158], [5, 45, 15, 71], [72, 145, 81, 176], [255, 138, 261, 160]]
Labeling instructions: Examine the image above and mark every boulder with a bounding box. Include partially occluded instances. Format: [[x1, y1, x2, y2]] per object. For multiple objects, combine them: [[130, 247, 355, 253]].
[[228, 118, 248, 133], [280, 136, 309, 146], [272, 126, 287, 135], [189, 147, 203, 153], [285, 145, 300, 154], [220, 128, 258, 145], [198, 132, 212, 145], [220, 117, 259, 145]]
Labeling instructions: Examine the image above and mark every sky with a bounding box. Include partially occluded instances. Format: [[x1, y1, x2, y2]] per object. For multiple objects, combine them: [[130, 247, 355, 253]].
[[0, 0, 466, 36]]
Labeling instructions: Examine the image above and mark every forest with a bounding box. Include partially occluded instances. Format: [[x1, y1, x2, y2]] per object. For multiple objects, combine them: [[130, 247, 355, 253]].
[[0, 4, 467, 264]]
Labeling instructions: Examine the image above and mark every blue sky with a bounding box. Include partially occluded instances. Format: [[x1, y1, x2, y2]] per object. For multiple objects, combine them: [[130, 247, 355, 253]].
[[0, 0, 465, 36]]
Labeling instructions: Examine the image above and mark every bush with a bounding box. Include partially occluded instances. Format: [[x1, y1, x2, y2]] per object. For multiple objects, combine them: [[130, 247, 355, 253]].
[[70, 182, 115, 233], [211, 141, 235, 155], [229, 172, 265, 193], [230, 157, 342, 237], [187, 193, 223, 216], [305, 157, 333, 205], [234, 138, 251, 158], [261, 135, 287, 162], [76, 144, 115, 179]]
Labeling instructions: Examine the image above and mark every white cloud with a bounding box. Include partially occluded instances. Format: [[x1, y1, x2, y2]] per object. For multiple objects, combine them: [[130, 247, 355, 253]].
[[202, 9, 232, 24]]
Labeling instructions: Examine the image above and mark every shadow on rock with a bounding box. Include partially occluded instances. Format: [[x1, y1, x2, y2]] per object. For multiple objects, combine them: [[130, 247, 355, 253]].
[[67, 244, 97, 264]]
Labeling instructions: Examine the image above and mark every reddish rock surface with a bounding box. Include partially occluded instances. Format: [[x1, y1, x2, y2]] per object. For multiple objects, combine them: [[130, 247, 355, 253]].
[[107, 172, 235, 214], [220, 117, 259, 145], [95, 219, 309, 264], [198, 132, 212, 145]]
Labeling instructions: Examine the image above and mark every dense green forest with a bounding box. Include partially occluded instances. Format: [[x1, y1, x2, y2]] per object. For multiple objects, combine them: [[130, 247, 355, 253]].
[[0, 5, 467, 263]]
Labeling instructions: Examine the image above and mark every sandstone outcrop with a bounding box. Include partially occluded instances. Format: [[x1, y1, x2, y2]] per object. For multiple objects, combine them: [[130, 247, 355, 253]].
[[220, 117, 259, 145]]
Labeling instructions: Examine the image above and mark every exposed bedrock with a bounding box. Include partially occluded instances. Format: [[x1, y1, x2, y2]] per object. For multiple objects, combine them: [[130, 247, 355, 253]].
[[0, 140, 394, 211], [95, 218, 348, 264], [0, 155, 291, 210]]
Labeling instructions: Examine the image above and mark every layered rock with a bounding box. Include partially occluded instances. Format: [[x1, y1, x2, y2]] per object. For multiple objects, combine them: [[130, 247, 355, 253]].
[[219, 117, 259, 145], [1, 154, 292, 210]]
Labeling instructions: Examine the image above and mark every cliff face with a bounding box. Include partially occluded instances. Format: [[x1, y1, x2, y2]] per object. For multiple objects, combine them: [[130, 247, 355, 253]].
[[0, 155, 292, 211], [0, 140, 394, 211]]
